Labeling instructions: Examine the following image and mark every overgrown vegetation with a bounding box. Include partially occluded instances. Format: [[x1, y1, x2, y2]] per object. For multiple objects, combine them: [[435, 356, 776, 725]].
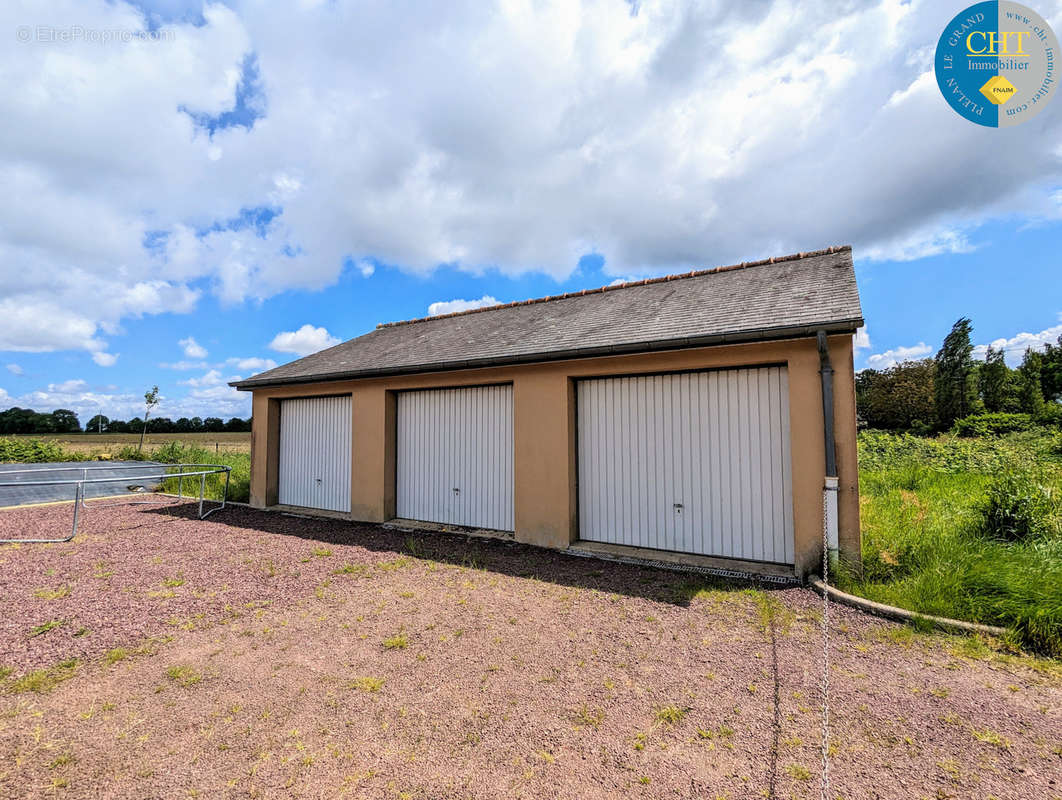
[[0, 436, 250, 502], [841, 429, 1062, 657], [0, 436, 84, 463], [123, 440, 249, 503]]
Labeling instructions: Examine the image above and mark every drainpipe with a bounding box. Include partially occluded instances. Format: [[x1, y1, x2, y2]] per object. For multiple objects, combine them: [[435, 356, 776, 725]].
[[817, 330, 839, 560]]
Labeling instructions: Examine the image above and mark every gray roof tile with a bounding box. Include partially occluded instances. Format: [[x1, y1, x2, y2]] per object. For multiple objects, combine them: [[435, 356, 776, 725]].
[[233, 246, 862, 389]]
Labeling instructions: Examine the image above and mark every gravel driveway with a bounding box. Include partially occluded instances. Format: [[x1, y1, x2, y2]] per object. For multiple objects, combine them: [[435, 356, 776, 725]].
[[0, 499, 1059, 799]]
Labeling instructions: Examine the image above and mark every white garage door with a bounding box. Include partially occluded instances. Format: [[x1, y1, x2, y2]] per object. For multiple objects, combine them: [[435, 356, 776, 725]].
[[577, 366, 793, 564], [396, 385, 513, 531], [278, 396, 352, 512]]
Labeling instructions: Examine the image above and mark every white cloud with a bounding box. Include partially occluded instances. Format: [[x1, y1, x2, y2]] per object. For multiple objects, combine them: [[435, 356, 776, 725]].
[[865, 342, 933, 370], [225, 356, 277, 371], [179, 336, 208, 359], [356, 260, 375, 278], [5, 363, 23, 376], [974, 314, 1062, 367], [428, 296, 501, 316], [48, 379, 88, 393], [1, 0, 1061, 364], [92, 351, 119, 367], [854, 327, 871, 352], [159, 360, 210, 370], [179, 369, 225, 388], [268, 324, 341, 357]]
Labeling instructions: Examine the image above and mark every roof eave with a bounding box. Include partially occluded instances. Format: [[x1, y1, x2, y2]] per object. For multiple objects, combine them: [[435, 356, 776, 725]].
[[230, 317, 864, 391]]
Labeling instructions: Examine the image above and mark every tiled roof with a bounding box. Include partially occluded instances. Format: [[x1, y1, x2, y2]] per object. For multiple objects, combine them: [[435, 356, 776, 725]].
[[233, 246, 862, 389]]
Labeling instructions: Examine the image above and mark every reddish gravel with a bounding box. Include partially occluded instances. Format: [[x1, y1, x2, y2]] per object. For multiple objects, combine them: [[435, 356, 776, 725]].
[[0, 499, 1059, 800]]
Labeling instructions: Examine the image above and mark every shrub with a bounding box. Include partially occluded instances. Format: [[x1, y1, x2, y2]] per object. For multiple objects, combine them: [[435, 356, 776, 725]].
[[857, 429, 1051, 474], [1035, 403, 1062, 428], [0, 437, 79, 463], [952, 413, 1033, 438], [979, 472, 1054, 542], [115, 445, 151, 461]]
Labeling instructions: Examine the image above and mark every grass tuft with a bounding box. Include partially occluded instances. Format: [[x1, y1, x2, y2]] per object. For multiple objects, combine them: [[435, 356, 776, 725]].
[[348, 676, 385, 693], [28, 619, 66, 638], [332, 563, 367, 576], [165, 664, 202, 687], [654, 705, 685, 725], [382, 633, 408, 650], [10, 659, 79, 693]]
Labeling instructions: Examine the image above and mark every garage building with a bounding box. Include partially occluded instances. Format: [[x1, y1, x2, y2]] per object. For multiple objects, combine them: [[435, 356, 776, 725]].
[[232, 246, 863, 578]]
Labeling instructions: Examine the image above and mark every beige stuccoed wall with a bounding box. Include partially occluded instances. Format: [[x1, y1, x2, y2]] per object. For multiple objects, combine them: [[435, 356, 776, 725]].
[[247, 334, 860, 576]]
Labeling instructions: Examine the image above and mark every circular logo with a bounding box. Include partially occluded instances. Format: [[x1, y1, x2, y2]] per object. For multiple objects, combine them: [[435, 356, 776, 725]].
[[935, 2, 1059, 127]]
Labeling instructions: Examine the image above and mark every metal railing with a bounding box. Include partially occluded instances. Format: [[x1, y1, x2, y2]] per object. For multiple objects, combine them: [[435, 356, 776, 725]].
[[0, 463, 231, 544]]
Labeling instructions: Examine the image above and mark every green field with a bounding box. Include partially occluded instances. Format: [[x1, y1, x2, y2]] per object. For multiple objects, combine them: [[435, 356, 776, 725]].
[[841, 429, 1062, 656]]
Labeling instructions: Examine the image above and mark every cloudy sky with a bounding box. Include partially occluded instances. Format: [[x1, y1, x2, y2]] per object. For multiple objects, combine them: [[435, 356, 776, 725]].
[[1, 0, 1060, 423]]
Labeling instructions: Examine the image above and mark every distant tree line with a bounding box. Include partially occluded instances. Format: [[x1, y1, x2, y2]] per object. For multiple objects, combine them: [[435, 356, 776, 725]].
[[856, 318, 1062, 432], [0, 407, 252, 435]]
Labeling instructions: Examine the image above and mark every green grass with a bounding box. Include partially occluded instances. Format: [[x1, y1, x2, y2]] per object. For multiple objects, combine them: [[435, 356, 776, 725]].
[[839, 429, 1062, 657], [382, 633, 408, 650], [654, 705, 686, 725], [153, 442, 250, 504], [347, 676, 385, 692], [28, 619, 66, 638], [9, 659, 80, 693], [165, 664, 202, 687]]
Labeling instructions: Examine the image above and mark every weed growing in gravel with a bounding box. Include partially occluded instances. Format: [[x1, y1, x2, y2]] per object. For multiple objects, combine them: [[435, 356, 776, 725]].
[[378, 557, 412, 572], [162, 575, 185, 588], [0, 666, 11, 680], [348, 677, 385, 692], [753, 593, 794, 635], [972, 728, 1010, 748], [91, 562, 113, 579], [655, 705, 686, 725], [105, 648, 128, 666], [33, 585, 70, 600], [785, 763, 811, 781], [312, 547, 333, 558], [165, 665, 202, 687], [333, 564, 367, 576], [10, 658, 79, 693], [28, 619, 66, 637], [49, 753, 75, 769], [382, 633, 408, 650], [574, 704, 604, 729]]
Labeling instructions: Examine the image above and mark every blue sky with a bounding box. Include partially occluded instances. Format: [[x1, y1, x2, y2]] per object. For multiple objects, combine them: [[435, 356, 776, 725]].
[[1, 0, 1060, 423]]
